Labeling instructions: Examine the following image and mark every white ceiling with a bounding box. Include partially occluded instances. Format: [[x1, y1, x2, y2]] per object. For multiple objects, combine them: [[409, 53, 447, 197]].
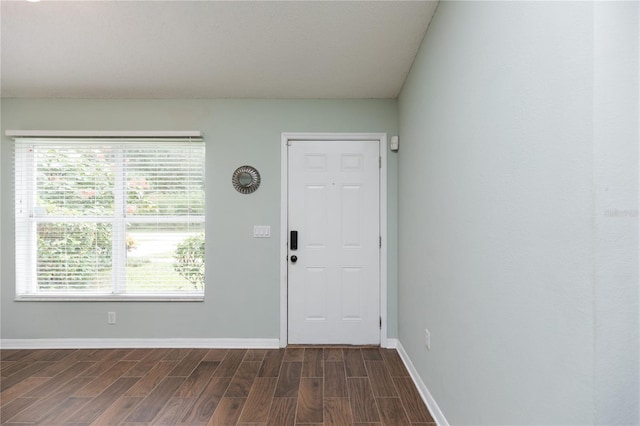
[[1, 0, 438, 99]]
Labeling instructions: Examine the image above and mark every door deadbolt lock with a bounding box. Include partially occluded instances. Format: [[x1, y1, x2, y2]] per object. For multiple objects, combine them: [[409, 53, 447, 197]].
[[290, 255, 297, 263]]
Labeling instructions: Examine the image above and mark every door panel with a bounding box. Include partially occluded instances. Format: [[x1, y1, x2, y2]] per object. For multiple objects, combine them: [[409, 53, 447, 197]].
[[288, 140, 380, 345]]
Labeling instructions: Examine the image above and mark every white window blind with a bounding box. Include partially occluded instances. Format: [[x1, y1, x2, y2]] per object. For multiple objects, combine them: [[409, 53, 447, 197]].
[[13, 134, 205, 300]]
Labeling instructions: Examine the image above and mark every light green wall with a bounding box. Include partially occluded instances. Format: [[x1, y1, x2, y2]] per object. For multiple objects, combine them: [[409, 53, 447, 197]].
[[592, 2, 639, 424], [398, 1, 637, 424], [0, 98, 399, 340]]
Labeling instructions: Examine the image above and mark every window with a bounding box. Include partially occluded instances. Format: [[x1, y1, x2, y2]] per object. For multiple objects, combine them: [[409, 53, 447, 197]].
[[13, 132, 205, 300]]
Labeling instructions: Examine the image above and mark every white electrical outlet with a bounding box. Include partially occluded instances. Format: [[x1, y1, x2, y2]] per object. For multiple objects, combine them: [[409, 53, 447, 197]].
[[425, 328, 430, 350], [108, 312, 116, 325]]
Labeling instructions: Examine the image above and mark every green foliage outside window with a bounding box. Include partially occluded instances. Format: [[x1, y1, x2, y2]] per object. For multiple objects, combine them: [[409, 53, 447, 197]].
[[36, 148, 114, 289], [37, 222, 112, 290], [173, 234, 205, 290]]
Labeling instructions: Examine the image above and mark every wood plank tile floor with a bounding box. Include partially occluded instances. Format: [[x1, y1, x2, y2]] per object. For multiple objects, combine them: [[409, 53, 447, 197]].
[[0, 346, 435, 425]]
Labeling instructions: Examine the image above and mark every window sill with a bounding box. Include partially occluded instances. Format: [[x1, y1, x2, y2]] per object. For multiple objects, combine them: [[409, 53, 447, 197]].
[[14, 294, 204, 302]]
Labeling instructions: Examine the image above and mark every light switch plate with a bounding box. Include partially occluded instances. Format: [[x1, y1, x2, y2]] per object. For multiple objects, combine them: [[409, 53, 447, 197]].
[[253, 225, 271, 238]]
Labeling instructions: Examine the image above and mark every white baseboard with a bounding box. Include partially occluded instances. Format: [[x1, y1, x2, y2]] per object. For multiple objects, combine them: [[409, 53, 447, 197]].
[[384, 337, 398, 349], [0, 338, 280, 350], [395, 340, 449, 426]]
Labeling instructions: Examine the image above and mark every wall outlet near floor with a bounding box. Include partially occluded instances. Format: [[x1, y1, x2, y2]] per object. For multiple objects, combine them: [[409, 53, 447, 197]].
[[108, 312, 116, 325], [425, 328, 431, 350]]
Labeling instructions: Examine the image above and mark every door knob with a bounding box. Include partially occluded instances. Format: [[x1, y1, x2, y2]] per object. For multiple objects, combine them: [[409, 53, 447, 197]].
[[290, 255, 297, 263]]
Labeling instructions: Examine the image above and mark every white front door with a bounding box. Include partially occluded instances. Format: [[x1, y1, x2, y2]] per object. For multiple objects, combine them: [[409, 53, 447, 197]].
[[287, 140, 380, 345]]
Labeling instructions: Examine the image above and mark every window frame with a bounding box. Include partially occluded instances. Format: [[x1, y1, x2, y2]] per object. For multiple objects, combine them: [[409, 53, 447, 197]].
[[10, 130, 206, 302]]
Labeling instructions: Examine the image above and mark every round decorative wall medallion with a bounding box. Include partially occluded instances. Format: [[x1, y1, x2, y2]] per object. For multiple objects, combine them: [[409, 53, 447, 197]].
[[232, 165, 261, 194]]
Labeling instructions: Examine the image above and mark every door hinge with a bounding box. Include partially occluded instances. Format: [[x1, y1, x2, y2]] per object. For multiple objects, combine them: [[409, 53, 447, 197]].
[[379, 236, 382, 248], [379, 317, 382, 329]]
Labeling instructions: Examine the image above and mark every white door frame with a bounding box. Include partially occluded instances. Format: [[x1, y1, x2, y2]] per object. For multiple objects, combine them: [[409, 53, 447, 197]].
[[280, 132, 388, 348]]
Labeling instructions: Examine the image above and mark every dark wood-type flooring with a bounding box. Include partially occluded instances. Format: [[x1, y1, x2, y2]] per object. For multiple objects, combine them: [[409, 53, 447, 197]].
[[0, 346, 435, 425]]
